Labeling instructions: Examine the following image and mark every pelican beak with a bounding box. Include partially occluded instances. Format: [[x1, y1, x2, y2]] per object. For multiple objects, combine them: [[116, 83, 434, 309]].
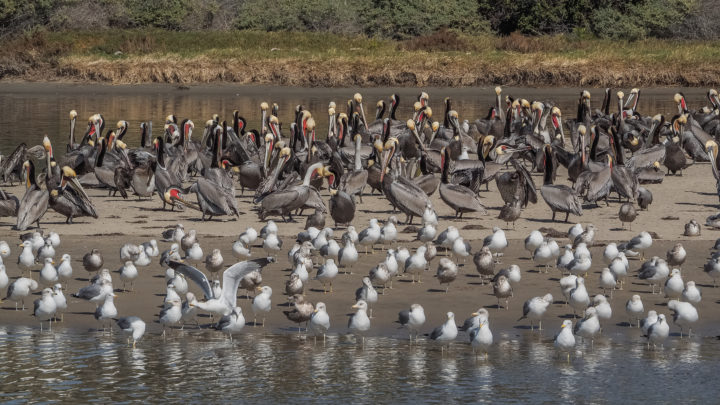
[[167, 189, 202, 212]]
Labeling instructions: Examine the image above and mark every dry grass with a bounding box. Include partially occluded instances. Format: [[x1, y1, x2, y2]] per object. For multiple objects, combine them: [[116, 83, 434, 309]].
[[2, 29, 720, 87]]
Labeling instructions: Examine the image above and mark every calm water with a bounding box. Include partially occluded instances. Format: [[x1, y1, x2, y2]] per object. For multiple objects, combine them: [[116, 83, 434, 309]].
[[0, 326, 718, 403], [0, 84, 711, 158]]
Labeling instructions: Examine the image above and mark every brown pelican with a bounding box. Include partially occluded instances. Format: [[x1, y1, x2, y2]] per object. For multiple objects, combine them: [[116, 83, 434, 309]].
[[495, 159, 537, 207], [609, 127, 638, 201], [380, 138, 430, 224], [574, 154, 613, 205], [187, 132, 240, 221], [259, 161, 325, 222], [665, 114, 692, 175], [706, 140, 720, 202], [326, 166, 356, 227], [0, 143, 45, 184], [540, 145, 582, 222], [16, 160, 49, 231], [152, 137, 184, 210], [0, 189, 18, 217], [49, 167, 98, 223], [439, 148, 486, 218], [340, 134, 368, 202], [67, 110, 79, 151], [60, 114, 104, 175]]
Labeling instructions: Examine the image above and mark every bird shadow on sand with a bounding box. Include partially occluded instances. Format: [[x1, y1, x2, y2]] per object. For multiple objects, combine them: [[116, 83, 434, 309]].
[[71, 311, 95, 316], [426, 288, 446, 293], [525, 218, 571, 224], [654, 302, 668, 307], [467, 282, 486, 286], [276, 302, 293, 307], [616, 322, 632, 327], [74, 278, 90, 282], [513, 325, 533, 330], [559, 314, 577, 319], [152, 275, 164, 279]]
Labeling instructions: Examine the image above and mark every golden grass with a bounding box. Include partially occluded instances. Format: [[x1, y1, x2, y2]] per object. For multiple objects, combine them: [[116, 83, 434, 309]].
[[2, 29, 720, 87]]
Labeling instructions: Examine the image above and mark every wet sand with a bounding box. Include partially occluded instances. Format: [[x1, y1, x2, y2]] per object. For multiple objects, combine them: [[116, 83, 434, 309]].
[[1, 163, 720, 341]]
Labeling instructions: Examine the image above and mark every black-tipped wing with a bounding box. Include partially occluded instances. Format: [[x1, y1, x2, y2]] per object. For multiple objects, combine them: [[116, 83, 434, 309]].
[[398, 310, 410, 326], [169, 260, 213, 300], [221, 257, 276, 308]]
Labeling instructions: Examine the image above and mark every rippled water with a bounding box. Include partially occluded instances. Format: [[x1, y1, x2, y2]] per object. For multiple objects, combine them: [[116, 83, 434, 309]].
[[0, 326, 718, 403], [0, 84, 709, 158]]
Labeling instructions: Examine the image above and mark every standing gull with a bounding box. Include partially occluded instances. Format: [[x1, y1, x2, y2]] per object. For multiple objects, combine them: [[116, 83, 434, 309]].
[[626, 295, 644, 327], [429, 312, 458, 353], [309, 302, 330, 344], [252, 286, 272, 326], [517, 293, 553, 330], [5, 277, 39, 310], [397, 303, 426, 343], [215, 307, 246, 340], [646, 314, 669, 350], [470, 318, 493, 360], [115, 316, 146, 348], [554, 320, 575, 362], [348, 300, 371, 347], [33, 288, 57, 332]]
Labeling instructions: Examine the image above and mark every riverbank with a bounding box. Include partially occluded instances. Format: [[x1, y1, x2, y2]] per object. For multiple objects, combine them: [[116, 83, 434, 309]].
[[2, 30, 720, 87]]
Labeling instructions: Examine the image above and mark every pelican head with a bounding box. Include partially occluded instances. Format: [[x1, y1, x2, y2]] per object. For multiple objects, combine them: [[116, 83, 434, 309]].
[[495, 86, 502, 95], [69, 110, 77, 120]]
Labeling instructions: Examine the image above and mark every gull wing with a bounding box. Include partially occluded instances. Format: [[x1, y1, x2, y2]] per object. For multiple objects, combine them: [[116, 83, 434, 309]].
[[169, 261, 212, 299]]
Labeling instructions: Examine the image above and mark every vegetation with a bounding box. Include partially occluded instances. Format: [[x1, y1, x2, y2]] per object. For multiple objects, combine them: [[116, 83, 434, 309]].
[[1, 29, 719, 87], [1, 0, 717, 40]]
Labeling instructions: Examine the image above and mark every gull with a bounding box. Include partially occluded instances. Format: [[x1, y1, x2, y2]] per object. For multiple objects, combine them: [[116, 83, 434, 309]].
[[120, 243, 141, 262], [573, 242, 591, 260], [572, 224, 596, 248], [170, 272, 188, 295], [215, 307, 246, 340], [259, 221, 278, 240], [118, 261, 138, 292], [28, 232, 44, 254], [554, 320, 575, 362], [704, 255, 720, 287], [316, 259, 338, 293], [641, 310, 659, 336], [556, 244, 574, 273], [493, 275, 513, 310], [533, 240, 553, 272], [664, 269, 684, 299], [602, 243, 619, 265], [319, 239, 340, 263], [90, 269, 113, 285], [473, 246, 494, 284], [298, 227, 320, 243], [141, 239, 159, 257], [116, 316, 146, 348], [185, 243, 204, 262], [160, 244, 181, 266], [164, 284, 181, 308], [435, 226, 459, 251], [180, 229, 198, 252], [684, 219, 701, 236], [159, 299, 183, 337], [262, 232, 283, 259], [169, 257, 275, 318], [52, 284, 67, 322], [348, 300, 371, 347], [666, 243, 686, 269], [518, 293, 553, 330], [232, 239, 251, 259], [161, 223, 185, 243], [37, 239, 55, 262], [285, 273, 304, 297], [573, 307, 601, 347], [599, 268, 617, 297], [638, 257, 670, 294], [470, 318, 493, 360], [592, 294, 612, 321], [435, 258, 458, 292], [0, 241, 10, 260], [311, 228, 330, 251], [380, 216, 398, 246], [383, 250, 399, 286], [342, 226, 359, 244], [239, 227, 258, 246], [252, 286, 272, 326], [560, 275, 578, 305], [619, 231, 652, 260], [609, 254, 628, 289], [394, 247, 410, 273], [459, 308, 489, 333], [524, 230, 544, 255], [417, 223, 437, 243], [626, 295, 644, 327], [4, 277, 38, 310], [17, 241, 34, 274], [47, 232, 60, 248], [283, 295, 314, 332], [39, 257, 58, 285], [422, 202, 438, 226], [0, 265, 7, 291], [33, 288, 57, 332], [429, 312, 457, 353], [204, 249, 224, 279], [681, 281, 701, 304], [94, 293, 118, 332], [82, 249, 104, 274], [369, 262, 391, 292], [494, 264, 521, 285], [180, 292, 199, 329], [397, 303, 426, 343], [57, 254, 73, 287], [355, 277, 378, 317], [568, 277, 590, 317], [338, 234, 358, 274], [133, 249, 151, 267], [309, 302, 330, 344], [667, 300, 698, 338], [483, 227, 507, 262], [358, 218, 381, 254], [567, 223, 583, 242], [452, 237, 471, 263], [404, 245, 428, 283], [646, 314, 669, 350]]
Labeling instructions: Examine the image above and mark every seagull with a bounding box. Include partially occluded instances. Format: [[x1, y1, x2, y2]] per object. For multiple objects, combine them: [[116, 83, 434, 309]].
[[533, 240, 554, 272], [316, 259, 338, 293], [186, 243, 204, 262], [118, 261, 138, 291], [338, 234, 358, 274], [397, 303, 426, 343], [33, 288, 57, 332], [119, 243, 141, 262], [5, 277, 38, 310], [160, 244, 182, 267], [17, 241, 34, 274], [417, 223, 437, 243], [133, 249, 151, 267], [47, 232, 60, 248], [626, 295, 644, 327], [422, 202, 438, 226], [369, 262, 391, 292], [664, 268, 684, 299], [567, 223, 583, 242], [141, 240, 159, 257], [358, 218, 381, 254], [51, 283, 67, 322], [602, 243, 619, 265], [641, 310, 658, 336], [383, 250, 399, 286], [259, 221, 278, 240], [380, 216, 398, 246], [684, 219, 701, 236], [215, 307, 246, 340], [204, 249, 224, 279], [348, 300, 371, 346], [574, 307, 601, 347], [517, 293, 553, 330], [342, 226, 359, 244], [435, 258, 458, 292], [459, 308, 489, 333], [428, 312, 458, 353], [164, 284, 181, 309], [667, 300, 698, 338], [285, 273, 304, 297], [39, 257, 58, 285], [451, 237, 471, 263], [666, 243, 686, 269], [554, 320, 575, 362], [309, 302, 330, 344], [283, 295, 314, 332], [394, 247, 410, 273], [483, 227, 507, 262], [493, 275, 512, 310], [181, 292, 200, 329], [646, 314, 669, 350], [470, 318, 493, 360], [560, 275, 578, 305], [355, 277, 378, 318], [556, 244, 574, 272], [568, 277, 590, 317], [239, 227, 259, 246], [0, 265, 6, 291], [0, 241, 10, 260], [592, 294, 612, 321], [82, 249, 104, 274], [169, 272, 188, 295], [169, 257, 275, 318], [638, 257, 670, 294], [162, 223, 185, 243], [609, 255, 628, 288], [681, 281, 701, 304], [572, 224, 596, 248], [263, 232, 283, 258], [250, 285, 272, 327], [524, 230, 544, 255], [599, 268, 617, 297], [703, 255, 720, 287], [37, 239, 55, 262], [473, 246, 495, 284], [435, 226, 459, 251], [115, 316, 146, 348], [180, 229, 198, 252], [94, 293, 118, 332], [159, 299, 183, 337], [232, 239, 251, 259], [404, 245, 428, 283], [319, 239, 340, 262], [619, 231, 652, 260]]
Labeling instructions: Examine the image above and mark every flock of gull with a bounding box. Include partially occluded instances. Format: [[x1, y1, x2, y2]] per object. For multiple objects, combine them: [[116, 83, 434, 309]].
[[0, 87, 720, 359]]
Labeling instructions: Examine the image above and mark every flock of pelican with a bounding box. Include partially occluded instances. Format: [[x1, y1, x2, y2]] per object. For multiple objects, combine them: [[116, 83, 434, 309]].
[[1, 87, 720, 359]]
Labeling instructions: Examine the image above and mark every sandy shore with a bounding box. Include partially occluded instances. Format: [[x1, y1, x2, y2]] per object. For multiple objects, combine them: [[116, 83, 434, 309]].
[[1, 163, 720, 341]]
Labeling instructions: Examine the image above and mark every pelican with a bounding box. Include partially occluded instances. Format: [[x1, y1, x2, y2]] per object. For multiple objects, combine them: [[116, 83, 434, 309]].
[[260, 161, 325, 221], [49, 166, 98, 223], [540, 145, 582, 222], [16, 160, 49, 231], [380, 137, 431, 224], [438, 147, 486, 218]]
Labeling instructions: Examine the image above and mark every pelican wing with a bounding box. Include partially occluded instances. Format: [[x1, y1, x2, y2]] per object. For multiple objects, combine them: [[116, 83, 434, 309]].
[[221, 257, 276, 308], [541, 185, 582, 216], [169, 261, 212, 299]]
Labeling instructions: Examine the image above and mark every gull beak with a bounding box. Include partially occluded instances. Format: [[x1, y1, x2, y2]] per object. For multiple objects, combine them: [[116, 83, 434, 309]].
[[471, 312, 479, 317], [351, 304, 359, 309], [113, 294, 118, 298], [255, 286, 263, 292]]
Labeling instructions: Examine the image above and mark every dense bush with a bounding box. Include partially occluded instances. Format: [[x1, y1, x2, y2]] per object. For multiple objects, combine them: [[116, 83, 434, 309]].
[[0, 0, 714, 40]]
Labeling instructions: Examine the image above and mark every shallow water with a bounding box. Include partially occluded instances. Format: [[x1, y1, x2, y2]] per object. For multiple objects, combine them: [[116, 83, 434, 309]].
[[0, 326, 718, 403], [0, 84, 710, 158]]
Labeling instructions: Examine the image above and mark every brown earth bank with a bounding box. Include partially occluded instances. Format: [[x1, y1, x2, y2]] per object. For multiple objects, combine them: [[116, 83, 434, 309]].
[[1, 164, 720, 344]]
